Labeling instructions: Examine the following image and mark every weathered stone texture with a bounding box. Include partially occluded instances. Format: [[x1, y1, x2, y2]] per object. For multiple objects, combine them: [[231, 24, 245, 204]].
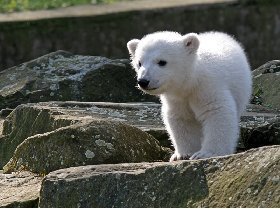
[[39, 146, 280, 207], [40, 162, 208, 207], [4, 119, 168, 175], [0, 171, 42, 208], [196, 146, 280, 207]]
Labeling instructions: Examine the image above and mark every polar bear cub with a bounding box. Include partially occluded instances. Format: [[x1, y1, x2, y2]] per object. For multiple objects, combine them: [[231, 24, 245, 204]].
[[127, 31, 252, 161]]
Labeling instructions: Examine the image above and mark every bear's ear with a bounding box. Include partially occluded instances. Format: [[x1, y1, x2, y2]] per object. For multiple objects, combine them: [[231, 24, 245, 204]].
[[127, 39, 140, 56], [182, 33, 199, 54]]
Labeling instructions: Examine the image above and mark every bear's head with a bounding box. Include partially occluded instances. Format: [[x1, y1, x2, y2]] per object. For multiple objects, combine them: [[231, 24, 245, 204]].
[[127, 31, 199, 95]]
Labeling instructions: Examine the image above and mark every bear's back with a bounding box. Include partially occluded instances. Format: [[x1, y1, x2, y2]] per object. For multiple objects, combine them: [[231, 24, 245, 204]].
[[196, 31, 249, 76], [196, 31, 251, 116], [198, 31, 244, 59]]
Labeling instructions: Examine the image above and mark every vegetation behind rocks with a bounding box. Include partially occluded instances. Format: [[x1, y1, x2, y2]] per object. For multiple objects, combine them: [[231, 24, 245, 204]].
[[0, 0, 132, 13]]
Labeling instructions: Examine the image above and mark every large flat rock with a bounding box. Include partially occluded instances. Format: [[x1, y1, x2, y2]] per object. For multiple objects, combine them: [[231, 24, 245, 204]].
[[0, 171, 42, 208], [39, 145, 280, 207], [40, 160, 208, 207]]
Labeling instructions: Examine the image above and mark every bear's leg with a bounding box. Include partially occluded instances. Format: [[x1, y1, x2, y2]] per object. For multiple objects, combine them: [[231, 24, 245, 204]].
[[167, 117, 202, 162], [190, 95, 239, 160]]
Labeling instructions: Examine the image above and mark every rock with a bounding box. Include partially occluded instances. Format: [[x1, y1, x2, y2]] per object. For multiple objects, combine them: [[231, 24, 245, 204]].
[[196, 145, 280, 207], [251, 60, 280, 110], [4, 120, 167, 175], [39, 145, 280, 208], [40, 161, 208, 208], [2, 102, 169, 174], [0, 108, 13, 117], [239, 104, 280, 150], [0, 104, 75, 168], [0, 171, 42, 207], [0, 50, 157, 111]]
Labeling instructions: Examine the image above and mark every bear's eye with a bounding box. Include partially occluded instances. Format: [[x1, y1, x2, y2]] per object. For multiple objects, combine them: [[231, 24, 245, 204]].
[[138, 61, 142, 67], [158, 60, 167, 67]]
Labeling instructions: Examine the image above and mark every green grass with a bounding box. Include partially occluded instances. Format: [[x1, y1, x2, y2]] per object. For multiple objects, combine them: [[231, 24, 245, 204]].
[[0, 0, 130, 13]]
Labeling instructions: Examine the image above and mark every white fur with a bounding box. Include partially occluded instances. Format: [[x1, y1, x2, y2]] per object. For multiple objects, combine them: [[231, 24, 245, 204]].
[[127, 31, 252, 161]]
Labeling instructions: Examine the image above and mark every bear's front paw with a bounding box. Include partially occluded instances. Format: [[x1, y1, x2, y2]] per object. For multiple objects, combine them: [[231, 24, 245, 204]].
[[190, 150, 217, 160], [169, 153, 190, 162]]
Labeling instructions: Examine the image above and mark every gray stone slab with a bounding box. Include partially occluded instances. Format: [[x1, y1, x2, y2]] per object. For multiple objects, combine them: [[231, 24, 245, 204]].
[[0, 172, 42, 208]]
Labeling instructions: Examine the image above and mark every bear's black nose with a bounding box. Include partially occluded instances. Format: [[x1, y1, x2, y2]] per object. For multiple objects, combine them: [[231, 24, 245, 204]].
[[138, 79, 150, 89]]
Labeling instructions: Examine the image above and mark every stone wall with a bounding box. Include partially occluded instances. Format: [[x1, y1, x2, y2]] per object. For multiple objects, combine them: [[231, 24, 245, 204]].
[[0, 1, 280, 70]]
